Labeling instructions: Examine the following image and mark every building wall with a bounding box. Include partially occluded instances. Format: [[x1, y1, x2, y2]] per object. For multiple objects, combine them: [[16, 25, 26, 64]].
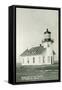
[[20, 45, 55, 65], [20, 54, 54, 65]]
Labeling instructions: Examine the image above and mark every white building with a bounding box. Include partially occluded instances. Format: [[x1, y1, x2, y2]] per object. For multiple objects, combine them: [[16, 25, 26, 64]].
[[20, 28, 55, 65]]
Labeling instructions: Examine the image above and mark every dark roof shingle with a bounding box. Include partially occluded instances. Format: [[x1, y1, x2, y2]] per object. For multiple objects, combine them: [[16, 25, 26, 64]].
[[20, 45, 46, 56]]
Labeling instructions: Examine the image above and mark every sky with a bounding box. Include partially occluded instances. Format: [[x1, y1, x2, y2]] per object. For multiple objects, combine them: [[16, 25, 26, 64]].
[[16, 8, 59, 62]]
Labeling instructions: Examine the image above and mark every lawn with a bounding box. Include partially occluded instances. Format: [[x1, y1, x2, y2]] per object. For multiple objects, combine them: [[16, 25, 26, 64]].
[[16, 64, 59, 82]]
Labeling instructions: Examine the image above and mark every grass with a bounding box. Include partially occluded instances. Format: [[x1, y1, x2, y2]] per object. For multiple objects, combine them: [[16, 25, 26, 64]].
[[16, 64, 59, 82]]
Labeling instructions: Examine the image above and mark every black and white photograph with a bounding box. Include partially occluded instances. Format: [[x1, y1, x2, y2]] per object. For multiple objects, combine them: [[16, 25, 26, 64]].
[[16, 6, 60, 83]]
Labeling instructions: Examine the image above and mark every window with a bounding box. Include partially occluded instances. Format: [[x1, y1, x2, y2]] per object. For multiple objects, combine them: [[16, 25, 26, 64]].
[[27, 60, 29, 64], [43, 56, 45, 63], [27, 57, 29, 64], [51, 56, 53, 64], [47, 44, 49, 47], [39, 57, 41, 63], [33, 57, 35, 63], [23, 58, 24, 63], [48, 56, 50, 63]]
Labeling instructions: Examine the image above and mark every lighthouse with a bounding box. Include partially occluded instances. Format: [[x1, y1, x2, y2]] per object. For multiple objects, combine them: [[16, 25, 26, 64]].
[[42, 28, 54, 64], [42, 28, 54, 48], [20, 28, 55, 65]]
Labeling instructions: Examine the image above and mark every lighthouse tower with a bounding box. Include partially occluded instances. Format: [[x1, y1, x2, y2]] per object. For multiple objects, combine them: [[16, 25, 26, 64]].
[[42, 28, 54, 48], [42, 28, 54, 64]]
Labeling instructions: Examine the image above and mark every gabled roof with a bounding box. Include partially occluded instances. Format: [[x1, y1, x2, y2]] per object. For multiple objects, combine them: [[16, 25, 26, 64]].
[[20, 45, 46, 56]]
